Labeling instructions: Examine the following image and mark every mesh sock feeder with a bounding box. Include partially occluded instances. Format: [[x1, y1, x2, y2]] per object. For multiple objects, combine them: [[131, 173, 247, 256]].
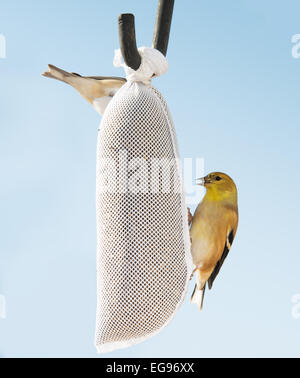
[[95, 0, 193, 353]]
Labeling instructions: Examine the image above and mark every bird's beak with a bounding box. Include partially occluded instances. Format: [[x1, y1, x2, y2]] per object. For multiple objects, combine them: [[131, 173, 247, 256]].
[[196, 177, 205, 186]]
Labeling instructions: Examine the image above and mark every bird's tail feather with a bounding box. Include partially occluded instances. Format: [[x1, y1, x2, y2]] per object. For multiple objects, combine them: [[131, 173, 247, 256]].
[[42, 64, 78, 84], [191, 283, 206, 311]]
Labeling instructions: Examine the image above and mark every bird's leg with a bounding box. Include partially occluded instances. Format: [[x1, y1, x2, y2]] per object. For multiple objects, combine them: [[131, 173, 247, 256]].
[[187, 207, 195, 281], [190, 267, 198, 281], [187, 207, 193, 226]]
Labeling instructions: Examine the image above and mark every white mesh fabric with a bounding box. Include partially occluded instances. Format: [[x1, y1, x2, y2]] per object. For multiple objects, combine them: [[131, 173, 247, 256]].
[[95, 49, 193, 354]]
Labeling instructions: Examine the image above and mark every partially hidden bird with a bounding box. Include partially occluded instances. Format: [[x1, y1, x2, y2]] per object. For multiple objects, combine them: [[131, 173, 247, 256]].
[[189, 172, 239, 310], [42, 64, 126, 115]]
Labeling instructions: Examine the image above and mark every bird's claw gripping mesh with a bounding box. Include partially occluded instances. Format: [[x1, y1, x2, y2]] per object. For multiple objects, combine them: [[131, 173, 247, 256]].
[[95, 48, 193, 353]]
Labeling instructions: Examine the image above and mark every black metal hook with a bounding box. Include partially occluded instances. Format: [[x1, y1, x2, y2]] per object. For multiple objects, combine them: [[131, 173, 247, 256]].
[[152, 0, 175, 56], [118, 0, 175, 71], [118, 14, 142, 71]]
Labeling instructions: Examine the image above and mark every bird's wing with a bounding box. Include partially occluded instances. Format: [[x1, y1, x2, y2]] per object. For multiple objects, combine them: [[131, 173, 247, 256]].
[[83, 75, 126, 82], [208, 210, 238, 290]]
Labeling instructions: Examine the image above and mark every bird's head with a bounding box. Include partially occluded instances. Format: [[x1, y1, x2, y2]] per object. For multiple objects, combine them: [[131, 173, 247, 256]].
[[197, 172, 237, 202]]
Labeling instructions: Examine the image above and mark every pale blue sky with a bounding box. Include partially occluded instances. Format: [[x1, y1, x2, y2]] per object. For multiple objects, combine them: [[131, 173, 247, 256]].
[[0, 0, 300, 358]]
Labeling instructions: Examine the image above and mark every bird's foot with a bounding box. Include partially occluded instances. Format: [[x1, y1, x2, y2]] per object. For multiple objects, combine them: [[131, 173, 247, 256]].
[[189, 267, 198, 281], [187, 207, 193, 226]]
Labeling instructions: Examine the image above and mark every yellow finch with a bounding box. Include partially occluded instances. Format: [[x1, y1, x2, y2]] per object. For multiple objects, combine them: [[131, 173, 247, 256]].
[[190, 172, 238, 310], [42, 64, 126, 115]]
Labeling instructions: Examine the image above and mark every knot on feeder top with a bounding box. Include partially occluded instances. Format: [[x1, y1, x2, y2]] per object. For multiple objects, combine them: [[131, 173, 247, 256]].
[[114, 47, 169, 85]]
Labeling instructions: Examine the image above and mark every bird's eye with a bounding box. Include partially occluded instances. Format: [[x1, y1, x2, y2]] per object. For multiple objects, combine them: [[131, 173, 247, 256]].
[[215, 176, 222, 181]]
